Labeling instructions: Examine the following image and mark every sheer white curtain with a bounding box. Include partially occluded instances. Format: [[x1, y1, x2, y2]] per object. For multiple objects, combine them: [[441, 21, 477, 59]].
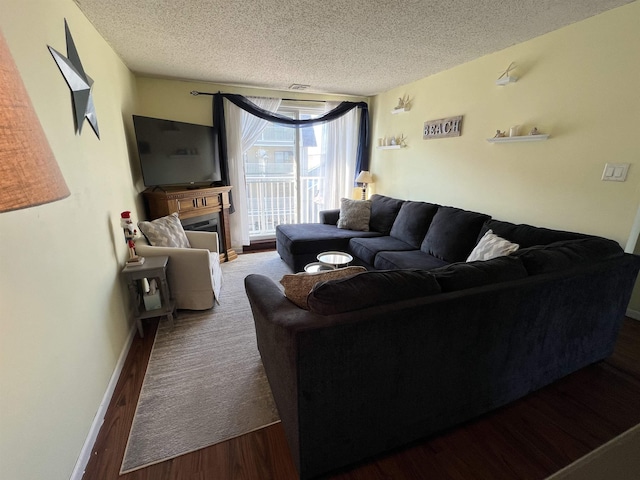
[[320, 103, 359, 209], [224, 96, 281, 250]]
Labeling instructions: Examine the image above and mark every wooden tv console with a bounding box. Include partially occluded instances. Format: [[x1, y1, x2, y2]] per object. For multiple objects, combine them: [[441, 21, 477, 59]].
[[142, 185, 237, 262]]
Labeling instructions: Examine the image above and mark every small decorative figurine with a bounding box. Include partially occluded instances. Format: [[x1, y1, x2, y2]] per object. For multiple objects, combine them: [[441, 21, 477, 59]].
[[494, 130, 507, 138], [120, 211, 144, 265], [497, 62, 516, 81], [529, 127, 540, 135], [395, 95, 410, 110]]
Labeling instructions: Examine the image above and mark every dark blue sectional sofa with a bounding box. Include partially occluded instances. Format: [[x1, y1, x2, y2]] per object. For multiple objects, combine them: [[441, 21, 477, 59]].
[[247, 194, 640, 479], [276, 194, 600, 273]]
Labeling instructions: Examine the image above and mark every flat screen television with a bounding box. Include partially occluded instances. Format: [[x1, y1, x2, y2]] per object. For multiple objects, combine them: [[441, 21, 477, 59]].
[[133, 115, 222, 187]]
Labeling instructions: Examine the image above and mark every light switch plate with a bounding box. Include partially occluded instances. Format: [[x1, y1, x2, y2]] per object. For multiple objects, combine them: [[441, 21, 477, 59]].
[[602, 163, 630, 182]]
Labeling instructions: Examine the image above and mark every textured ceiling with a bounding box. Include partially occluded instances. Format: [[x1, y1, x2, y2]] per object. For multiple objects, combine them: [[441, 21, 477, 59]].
[[74, 0, 632, 97]]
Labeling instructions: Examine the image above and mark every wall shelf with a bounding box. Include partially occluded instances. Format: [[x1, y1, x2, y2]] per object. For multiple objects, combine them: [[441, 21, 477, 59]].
[[486, 134, 549, 143], [377, 145, 404, 150], [391, 107, 410, 114], [495, 76, 517, 86]]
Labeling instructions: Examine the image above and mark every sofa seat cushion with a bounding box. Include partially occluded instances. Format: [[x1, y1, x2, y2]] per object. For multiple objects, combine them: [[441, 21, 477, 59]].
[[431, 256, 528, 292], [349, 236, 415, 266], [480, 219, 587, 248], [369, 194, 405, 235], [374, 249, 449, 270], [307, 269, 441, 315], [421, 206, 490, 262], [512, 237, 623, 275], [389, 201, 439, 248], [276, 223, 382, 255]]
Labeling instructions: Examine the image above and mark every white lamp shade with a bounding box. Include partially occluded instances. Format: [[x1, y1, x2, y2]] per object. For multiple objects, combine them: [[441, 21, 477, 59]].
[[0, 31, 70, 213], [355, 170, 373, 184]]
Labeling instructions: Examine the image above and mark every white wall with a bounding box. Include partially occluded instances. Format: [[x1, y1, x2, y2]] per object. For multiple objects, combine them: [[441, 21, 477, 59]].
[[0, 0, 141, 478]]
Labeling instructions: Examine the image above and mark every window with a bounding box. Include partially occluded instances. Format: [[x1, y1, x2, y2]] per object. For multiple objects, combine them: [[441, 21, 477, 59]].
[[244, 104, 329, 240]]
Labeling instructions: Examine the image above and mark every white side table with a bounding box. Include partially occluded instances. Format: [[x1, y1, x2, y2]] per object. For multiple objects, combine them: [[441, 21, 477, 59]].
[[304, 261, 335, 273], [317, 251, 353, 269]]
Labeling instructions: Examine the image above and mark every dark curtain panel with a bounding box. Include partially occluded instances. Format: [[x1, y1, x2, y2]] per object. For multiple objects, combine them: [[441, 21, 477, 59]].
[[212, 94, 233, 212], [211, 93, 370, 201]]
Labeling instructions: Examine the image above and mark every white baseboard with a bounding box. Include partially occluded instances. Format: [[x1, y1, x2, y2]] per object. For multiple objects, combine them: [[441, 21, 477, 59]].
[[626, 308, 640, 321], [70, 323, 137, 480]]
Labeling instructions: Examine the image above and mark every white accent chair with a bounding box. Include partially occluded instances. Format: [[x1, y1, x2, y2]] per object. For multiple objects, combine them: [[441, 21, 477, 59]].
[[135, 230, 222, 310]]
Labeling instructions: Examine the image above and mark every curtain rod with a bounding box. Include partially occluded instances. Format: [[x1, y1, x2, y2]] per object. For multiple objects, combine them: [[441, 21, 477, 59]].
[[190, 90, 328, 103]]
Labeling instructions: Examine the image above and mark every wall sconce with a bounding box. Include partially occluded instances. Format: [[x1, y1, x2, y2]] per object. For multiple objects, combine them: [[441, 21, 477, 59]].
[[355, 170, 374, 200], [0, 32, 70, 213]]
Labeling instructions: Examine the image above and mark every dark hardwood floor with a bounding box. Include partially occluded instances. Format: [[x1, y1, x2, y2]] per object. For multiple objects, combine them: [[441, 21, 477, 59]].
[[83, 317, 640, 480]]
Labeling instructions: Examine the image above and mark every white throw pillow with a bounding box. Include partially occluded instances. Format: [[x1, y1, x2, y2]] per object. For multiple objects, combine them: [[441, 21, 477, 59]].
[[138, 213, 191, 248], [467, 229, 519, 262]]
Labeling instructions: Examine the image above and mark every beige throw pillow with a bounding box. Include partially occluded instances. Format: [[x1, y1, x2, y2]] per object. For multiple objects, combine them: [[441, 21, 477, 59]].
[[337, 198, 372, 231], [467, 229, 519, 262], [280, 266, 367, 309], [138, 212, 191, 248]]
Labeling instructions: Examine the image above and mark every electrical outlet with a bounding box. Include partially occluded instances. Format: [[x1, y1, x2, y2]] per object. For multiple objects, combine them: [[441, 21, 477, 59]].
[[602, 163, 630, 182]]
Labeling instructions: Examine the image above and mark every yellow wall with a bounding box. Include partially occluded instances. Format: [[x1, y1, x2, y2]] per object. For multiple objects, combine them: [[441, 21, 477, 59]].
[[371, 2, 640, 248], [0, 0, 140, 479]]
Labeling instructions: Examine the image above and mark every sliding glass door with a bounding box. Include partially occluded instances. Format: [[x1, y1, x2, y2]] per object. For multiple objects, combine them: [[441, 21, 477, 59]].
[[244, 104, 326, 240]]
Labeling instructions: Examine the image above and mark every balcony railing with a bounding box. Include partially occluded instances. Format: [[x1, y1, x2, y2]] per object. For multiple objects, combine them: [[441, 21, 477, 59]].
[[246, 174, 326, 238]]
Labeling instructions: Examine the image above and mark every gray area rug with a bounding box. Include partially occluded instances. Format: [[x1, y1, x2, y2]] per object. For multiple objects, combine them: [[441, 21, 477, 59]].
[[121, 250, 291, 473]]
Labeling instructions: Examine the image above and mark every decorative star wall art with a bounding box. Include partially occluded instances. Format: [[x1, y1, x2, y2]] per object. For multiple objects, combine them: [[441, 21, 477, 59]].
[[48, 19, 100, 139]]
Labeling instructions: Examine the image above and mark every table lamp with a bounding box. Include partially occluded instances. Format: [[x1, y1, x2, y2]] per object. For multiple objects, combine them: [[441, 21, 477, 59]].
[[0, 31, 70, 213], [355, 170, 373, 200]]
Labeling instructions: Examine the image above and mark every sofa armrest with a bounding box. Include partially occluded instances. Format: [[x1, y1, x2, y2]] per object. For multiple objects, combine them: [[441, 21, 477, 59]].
[[245, 274, 314, 327], [185, 230, 219, 253], [319, 209, 340, 225]]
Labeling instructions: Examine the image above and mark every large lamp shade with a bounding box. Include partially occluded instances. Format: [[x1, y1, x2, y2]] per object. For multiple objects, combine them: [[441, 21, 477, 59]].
[[0, 31, 69, 213], [355, 170, 373, 185]]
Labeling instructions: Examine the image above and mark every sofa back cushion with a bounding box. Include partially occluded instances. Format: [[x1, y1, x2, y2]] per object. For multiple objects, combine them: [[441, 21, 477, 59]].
[[512, 237, 623, 275], [431, 256, 528, 292], [479, 219, 587, 248], [421, 206, 490, 262], [389, 201, 439, 248], [369, 194, 405, 235], [307, 269, 441, 315]]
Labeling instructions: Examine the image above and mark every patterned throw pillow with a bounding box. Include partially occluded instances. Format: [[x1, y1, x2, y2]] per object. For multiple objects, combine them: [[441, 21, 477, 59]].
[[279, 266, 367, 309], [337, 198, 372, 231], [138, 213, 191, 248], [466, 229, 519, 262]]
